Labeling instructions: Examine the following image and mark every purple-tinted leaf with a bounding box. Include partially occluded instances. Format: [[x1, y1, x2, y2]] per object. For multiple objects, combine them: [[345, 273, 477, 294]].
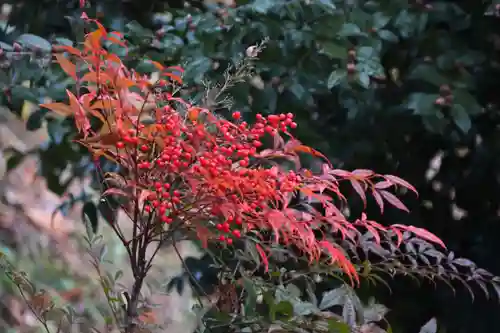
[[453, 258, 476, 268], [350, 179, 366, 207], [371, 189, 384, 213], [384, 174, 418, 195], [374, 180, 392, 190], [379, 190, 409, 212]]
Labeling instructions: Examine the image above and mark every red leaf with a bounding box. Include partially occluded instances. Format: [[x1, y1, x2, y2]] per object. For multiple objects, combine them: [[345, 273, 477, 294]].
[[319, 241, 359, 286], [384, 174, 418, 195], [255, 244, 269, 273], [371, 189, 384, 214], [379, 190, 409, 212], [350, 179, 366, 208], [393, 225, 446, 249], [330, 169, 353, 178], [374, 180, 392, 190], [102, 188, 129, 198], [351, 169, 375, 178]]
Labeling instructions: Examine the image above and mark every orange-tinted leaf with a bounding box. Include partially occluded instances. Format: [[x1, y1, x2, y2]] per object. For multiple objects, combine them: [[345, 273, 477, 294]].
[[105, 53, 122, 64], [162, 72, 183, 84], [40, 102, 73, 116], [66, 89, 91, 138], [85, 29, 104, 50], [115, 77, 136, 89], [149, 61, 164, 71], [379, 190, 409, 212], [107, 36, 126, 47], [187, 107, 201, 122], [54, 53, 77, 80], [80, 71, 113, 85]]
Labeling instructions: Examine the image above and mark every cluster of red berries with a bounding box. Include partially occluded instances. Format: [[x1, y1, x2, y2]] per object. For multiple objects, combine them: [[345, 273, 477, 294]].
[[143, 182, 183, 223], [106, 76, 303, 245], [214, 216, 243, 245]]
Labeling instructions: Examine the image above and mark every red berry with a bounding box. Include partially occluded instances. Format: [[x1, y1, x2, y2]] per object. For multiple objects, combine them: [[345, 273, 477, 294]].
[[232, 230, 241, 238], [140, 144, 149, 152], [219, 235, 226, 241], [116, 141, 125, 149], [232, 111, 242, 120], [226, 238, 233, 245]]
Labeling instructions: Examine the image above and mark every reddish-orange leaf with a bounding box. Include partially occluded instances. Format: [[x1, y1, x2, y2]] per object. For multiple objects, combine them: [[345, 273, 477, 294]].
[[54, 53, 77, 80], [66, 89, 91, 138], [115, 77, 136, 89], [85, 29, 104, 50], [40, 102, 73, 116], [80, 71, 113, 85], [319, 240, 359, 286], [105, 53, 122, 64], [165, 65, 184, 73], [379, 190, 409, 212], [107, 36, 126, 47], [162, 72, 183, 84]]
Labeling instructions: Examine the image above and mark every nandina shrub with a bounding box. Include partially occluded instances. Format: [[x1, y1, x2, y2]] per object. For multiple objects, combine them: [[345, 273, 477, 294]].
[[39, 14, 460, 331]]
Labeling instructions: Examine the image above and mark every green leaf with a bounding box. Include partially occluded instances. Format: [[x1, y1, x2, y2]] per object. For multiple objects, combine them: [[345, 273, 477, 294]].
[[11, 86, 39, 104], [252, 0, 275, 14], [290, 83, 305, 100], [319, 287, 348, 310], [319, 42, 347, 60], [327, 69, 346, 89], [54, 37, 74, 47], [26, 109, 47, 131], [378, 29, 399, 43], [373, 12, 391, 29], [452, 89, 482, 115], [274, 301, 294, 320], [338, 23, 365, 38], [125, 21, 153, 39], [327, 318, 350, 333], [16, 34, 51, 52], [82, 201, 99, 235], [408, 64, 448, 87], [407, 93, 440, 115], [358, 72, 370, 89], [242, 277, 258, 316], [451, 104, 471, 133]]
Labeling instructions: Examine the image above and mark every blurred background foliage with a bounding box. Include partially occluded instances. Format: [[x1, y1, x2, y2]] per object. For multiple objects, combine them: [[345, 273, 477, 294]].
[[1, 0, 500, 332]]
